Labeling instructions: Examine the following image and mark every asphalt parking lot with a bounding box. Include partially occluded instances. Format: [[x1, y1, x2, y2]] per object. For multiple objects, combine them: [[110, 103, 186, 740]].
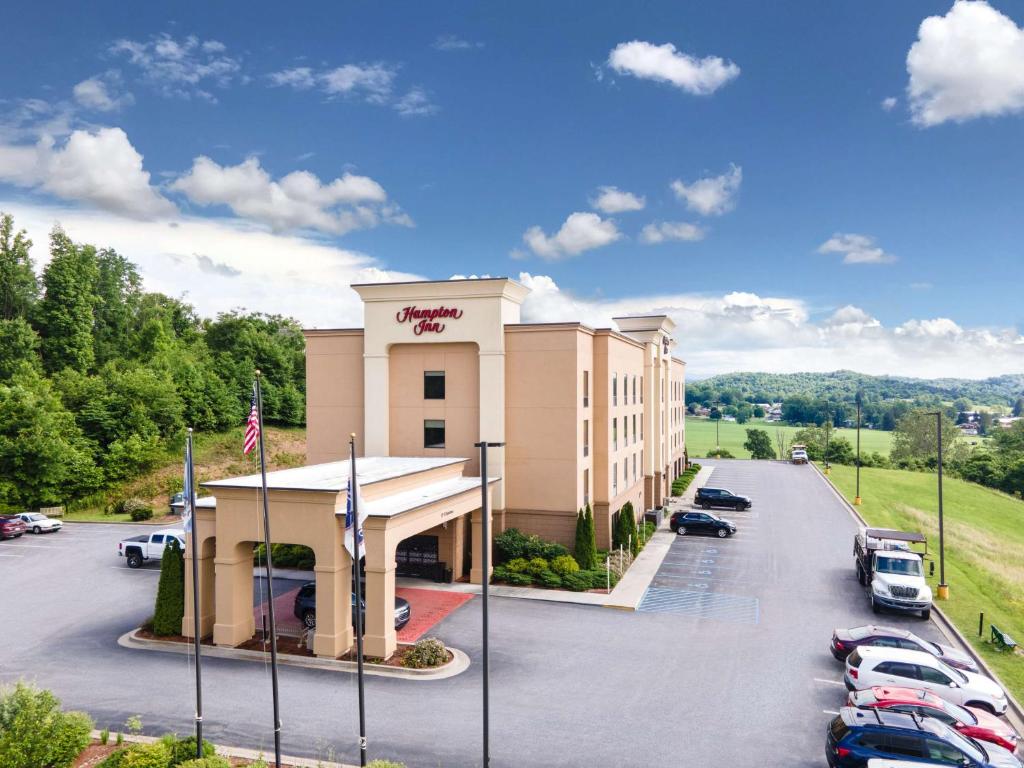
[[0, 461, 956, 767]]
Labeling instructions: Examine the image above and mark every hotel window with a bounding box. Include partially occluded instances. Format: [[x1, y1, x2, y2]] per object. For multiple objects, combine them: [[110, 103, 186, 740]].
[[640, 376, 644, 404], [633, 453, 637, 482], [583, 370, 589, 408], [624, 417, 628, 444], [612, 463, 618, 496], [583, 420, 589, 457], [633, 375, 637, 404], [612, 418, 617, 451], [424, 371, 445, 400], [612, 374, 617, 406], [623, 460, 627, 486], [633, 414, 637, 444], [640, 417, 643, 441], [423, 419, 446, 449], [583, 468, 590, 506]]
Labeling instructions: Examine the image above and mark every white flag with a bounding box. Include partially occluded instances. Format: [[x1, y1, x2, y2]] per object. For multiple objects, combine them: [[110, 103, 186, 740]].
[[344, 468, 367, 561]]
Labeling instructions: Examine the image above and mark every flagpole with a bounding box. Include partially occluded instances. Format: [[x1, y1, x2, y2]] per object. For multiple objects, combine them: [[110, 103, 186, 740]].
[[350, 434, 368, 768], [255, 372, 283, 768], [186, 428, 204, 760]]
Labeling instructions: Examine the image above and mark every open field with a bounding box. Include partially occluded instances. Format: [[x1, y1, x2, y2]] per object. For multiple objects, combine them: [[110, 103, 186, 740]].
[[63, 427, 307, 523], [685, 416, 893, 459], [826, 463, 1024, 704]]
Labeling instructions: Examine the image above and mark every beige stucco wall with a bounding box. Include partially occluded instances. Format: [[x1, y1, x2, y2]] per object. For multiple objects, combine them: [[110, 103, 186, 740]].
[[305, 330, 365, 464], [388, 342, 481, 475]]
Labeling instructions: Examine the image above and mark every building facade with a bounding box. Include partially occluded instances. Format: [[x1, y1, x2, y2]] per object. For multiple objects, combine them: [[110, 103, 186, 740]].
[[305, 277, 686, 557]]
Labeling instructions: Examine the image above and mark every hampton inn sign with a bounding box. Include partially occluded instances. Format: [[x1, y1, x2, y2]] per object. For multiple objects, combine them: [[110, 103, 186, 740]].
[[395, 305, 464, 335]]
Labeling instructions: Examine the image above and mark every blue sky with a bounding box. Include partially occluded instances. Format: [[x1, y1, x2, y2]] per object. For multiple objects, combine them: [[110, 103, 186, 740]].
[[1, 1, 1023, 377]]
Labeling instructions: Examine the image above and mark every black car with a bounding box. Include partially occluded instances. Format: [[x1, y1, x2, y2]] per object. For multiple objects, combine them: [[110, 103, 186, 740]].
[[829, 624, 979, 673], [293, 582, 411, 631], [669, 510, 737, 538], [694, 487, 752, 511]]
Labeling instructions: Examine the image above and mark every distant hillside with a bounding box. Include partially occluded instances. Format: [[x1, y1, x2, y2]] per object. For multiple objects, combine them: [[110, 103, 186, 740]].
[[688, 370, 1024, 408]]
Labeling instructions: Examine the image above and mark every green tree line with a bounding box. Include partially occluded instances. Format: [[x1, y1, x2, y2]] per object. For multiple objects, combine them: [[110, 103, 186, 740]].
[[0, 213, 306, 511]]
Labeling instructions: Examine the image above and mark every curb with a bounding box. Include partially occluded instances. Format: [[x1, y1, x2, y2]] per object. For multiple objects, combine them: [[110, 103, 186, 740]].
[[118, 630, 470, 681], [88, 730, 357, 768], [809, 462, 1024, 733]]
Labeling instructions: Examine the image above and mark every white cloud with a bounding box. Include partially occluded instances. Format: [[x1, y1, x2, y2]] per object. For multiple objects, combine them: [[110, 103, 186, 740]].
[[607, 40, 740, 95], [591, 186, 645, 214], [881, 96, 898, 111], [0, 200, 424, 329], [0, 127, 174, 219], [433, 34, 484, 51], [670, 164, 742, 216], [516, 272, 1024, 378], [267, 62, 438, 116], [109, 33, 242, 101], [170, 155, 410, 235], [522, 212, 621, 260], [394, 87, 439, 117], [639, 221, 705, 244], [907, 0, 1024, 126], [72, 75, 132, 112], [818, 233, 896, 265]]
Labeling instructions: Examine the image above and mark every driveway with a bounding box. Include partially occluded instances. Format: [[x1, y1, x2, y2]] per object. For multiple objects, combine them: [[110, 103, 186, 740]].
[[0, 461, 950, 767]]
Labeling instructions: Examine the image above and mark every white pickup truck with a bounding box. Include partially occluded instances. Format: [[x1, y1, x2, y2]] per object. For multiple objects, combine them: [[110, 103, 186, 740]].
[[118, 528, 185, 568], [854, 528, 933, 620]]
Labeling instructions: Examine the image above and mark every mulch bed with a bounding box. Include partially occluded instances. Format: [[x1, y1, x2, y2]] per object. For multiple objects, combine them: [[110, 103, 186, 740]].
[[74, 742, 302, 767], [134, 627, 452, 668]]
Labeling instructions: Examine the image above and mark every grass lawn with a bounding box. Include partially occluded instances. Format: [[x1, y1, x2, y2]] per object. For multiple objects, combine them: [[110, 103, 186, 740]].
[[826, 463, 1024, 704], [685, 416, 893, 459], [63, 426, 307, 523]]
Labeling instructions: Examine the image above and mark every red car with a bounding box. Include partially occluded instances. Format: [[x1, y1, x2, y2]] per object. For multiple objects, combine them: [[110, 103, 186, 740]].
[[0, 515, 27, 539], [849, 685, 1020, 754]]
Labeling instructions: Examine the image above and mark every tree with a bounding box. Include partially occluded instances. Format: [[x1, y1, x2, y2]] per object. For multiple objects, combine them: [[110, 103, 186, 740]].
[[573, 508, 597, 570], [891, 410, 961, 466], [34, 229, 98, 374], [153, 538, 185, 636], [0, 318, 40, 379], [0, 213, 38, 321], [1013, 398, 1024, 418], [752, 405, 765, 418], [0, 682, 92, 768], [825, 437, 855, 465], [92, 249, 142, 366], [743, 428, 775, 459], [613, 503, 636, 552]]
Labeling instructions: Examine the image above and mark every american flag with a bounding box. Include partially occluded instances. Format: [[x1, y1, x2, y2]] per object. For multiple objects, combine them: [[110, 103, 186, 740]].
[[243, 383, 260, 455]]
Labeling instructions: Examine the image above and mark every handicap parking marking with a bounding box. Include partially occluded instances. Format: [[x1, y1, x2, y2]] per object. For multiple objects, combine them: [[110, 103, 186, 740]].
[[638, 586, 760, 624]]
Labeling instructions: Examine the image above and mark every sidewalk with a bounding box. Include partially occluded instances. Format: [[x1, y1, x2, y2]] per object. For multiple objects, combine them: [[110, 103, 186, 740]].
[[604, 464, 715, 610]]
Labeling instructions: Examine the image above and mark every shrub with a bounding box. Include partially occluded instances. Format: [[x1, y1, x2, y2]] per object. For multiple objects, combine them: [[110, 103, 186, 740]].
[[504, 572, 532, 586], [176, 758, 230, 768], [153, 538, 185, 636], [561, 572, 591, 592], [493, 528, 568, 562], [0, 682, 93, 768], [368, 761, 406, 768], [253, 543, 315, 569], [536, 570, 562, 588], [707, 448, 735, 459], [550, 554, 579, 577], [573, 506, 597, 570], [161, 734, 215, 765], [526, 557, 549, 577], [491, 565, 511, 583], [613, 503, 637, 552], [505, 557, 530, 573], [116, 732, 124, 746], [118, 742, 171, 768], [402, 638, 448, 669], [101, 729, 110, 745], [98, 751, 127, 768], [117, 497, 154, 521]]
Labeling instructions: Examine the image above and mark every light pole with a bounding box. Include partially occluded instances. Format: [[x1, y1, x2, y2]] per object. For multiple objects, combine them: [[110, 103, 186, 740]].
[[712, 401, 722, 451], [475, 440, 504, 768], [926, 412, 949, 600], [854, 391, 863, 505], [824, 419, 832, 476]]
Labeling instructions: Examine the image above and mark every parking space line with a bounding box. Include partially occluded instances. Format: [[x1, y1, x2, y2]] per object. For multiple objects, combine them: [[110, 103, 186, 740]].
[[0, 553, 25, 558], [823, 709, 839, 715], [814, 678, 845, 687], [3, 542, 70, 549], [109, 567, 160, 573]]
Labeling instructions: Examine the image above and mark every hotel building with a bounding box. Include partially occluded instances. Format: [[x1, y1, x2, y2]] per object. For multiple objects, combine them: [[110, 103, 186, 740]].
[[186, 277, 686, 660]]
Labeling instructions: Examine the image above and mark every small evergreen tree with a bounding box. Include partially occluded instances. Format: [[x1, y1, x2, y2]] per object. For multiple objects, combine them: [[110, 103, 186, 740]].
[[153, 538, 185, 636], [573, 505, 597, 569], [613, 503, 637, 552], [573, 509, 588, 569], [584, 504, 597, 565]]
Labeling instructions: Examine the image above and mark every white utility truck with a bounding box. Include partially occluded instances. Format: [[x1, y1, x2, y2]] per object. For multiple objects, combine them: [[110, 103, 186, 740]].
[[853, 527, 932, 620]]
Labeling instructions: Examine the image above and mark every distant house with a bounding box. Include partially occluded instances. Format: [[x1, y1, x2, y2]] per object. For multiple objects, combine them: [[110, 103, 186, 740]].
[[958, 423, 979, 436], [722, 415, 737, 422], [693, 406, 711, 418], [958, 411, 981, 424], [764, 403, 784, 422], [996, 416, 1022, 429]]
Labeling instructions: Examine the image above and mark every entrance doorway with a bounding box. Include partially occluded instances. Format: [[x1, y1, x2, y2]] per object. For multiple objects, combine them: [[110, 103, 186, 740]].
[[396, 535, 449, 582]]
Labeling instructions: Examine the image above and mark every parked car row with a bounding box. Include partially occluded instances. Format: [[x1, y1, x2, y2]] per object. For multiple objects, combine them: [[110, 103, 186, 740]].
[[827, 624, 1018, 767], [1, 511, 63, 539], [667, 485, 750, 538]]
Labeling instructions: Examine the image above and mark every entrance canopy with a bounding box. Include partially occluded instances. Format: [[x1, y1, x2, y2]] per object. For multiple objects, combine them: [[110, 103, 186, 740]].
[[186, 456, 497, 659]]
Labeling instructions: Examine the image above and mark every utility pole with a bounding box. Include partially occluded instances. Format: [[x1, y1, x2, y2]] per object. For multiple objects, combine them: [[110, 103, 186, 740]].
[[927, 412, 949, 600], [854, 391, 863, 505]]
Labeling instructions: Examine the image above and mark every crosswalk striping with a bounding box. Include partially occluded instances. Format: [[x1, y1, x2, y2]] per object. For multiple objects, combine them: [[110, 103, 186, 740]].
[[637, 586, 760, 624]]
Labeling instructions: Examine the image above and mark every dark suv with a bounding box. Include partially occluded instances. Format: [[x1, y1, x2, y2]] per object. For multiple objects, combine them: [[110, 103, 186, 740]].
[[826, 706, 1020, 767], [669, 510, 737, 538], [695, 487, 752, 511], [293, 582, 411, 631]]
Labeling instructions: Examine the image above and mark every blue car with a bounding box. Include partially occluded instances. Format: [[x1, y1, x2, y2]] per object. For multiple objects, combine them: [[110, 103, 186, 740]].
[[826, 706, 1021, 768]]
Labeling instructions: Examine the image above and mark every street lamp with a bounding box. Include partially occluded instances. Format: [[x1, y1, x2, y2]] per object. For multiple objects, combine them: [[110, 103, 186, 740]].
[[854, 390, 863, 505], [925, 412, 949, 600], [824, 420, 832, 476], [475, 440, 504, 768]]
